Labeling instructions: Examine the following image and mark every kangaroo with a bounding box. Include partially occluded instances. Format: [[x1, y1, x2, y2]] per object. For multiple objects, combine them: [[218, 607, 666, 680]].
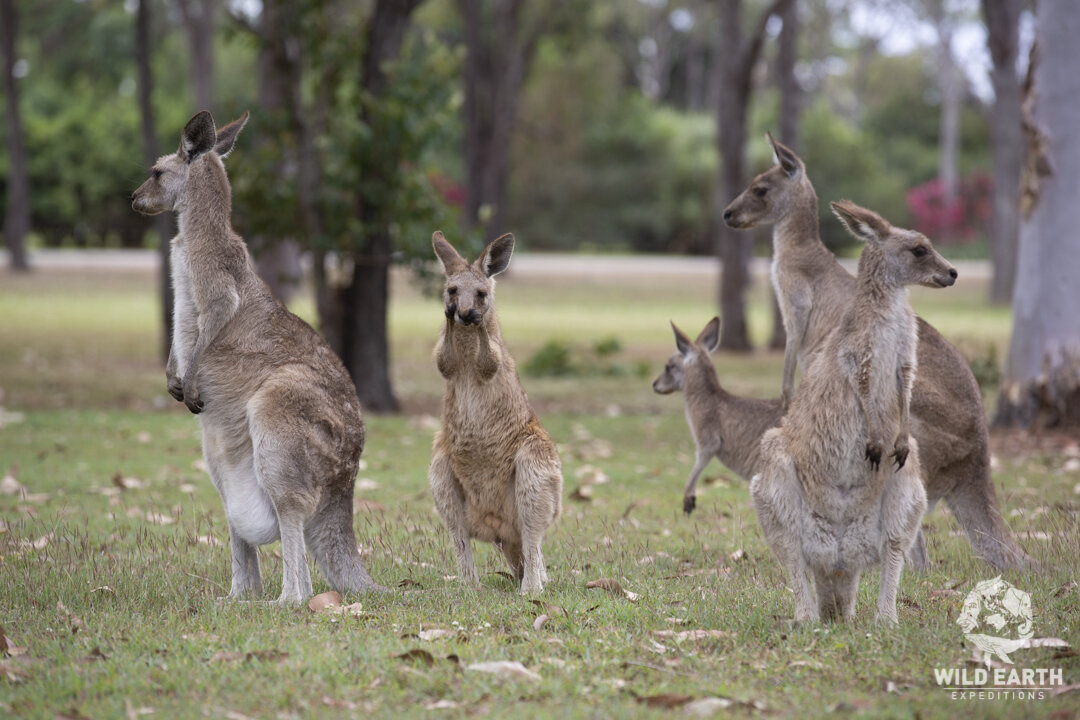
[[428, 232, 563, 594], [723, 134, 1029, 571], [752, 200, 956, 624], [653, 317, 782, 514], [131, 110, 380, 604]]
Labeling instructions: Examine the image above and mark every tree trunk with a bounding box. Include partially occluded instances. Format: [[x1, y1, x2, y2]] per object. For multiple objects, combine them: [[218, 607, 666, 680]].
[[714, 0, 790, 351], [2, 0, 30, 272], [994, 0, 1080, 429], [331, 0, 424, 413], [928, 1, 960, 214], [176, 0, 214, 111], [459, 0, 545, 244], [982, 0, 1022, 305], [135, 0, 175, 362], [769, 0, 800, 351], [250, 0, 303, 304]]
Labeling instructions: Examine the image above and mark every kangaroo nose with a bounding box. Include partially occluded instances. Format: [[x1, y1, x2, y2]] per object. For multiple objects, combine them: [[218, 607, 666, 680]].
[[949, 268, 958, 279], [722, 209, 733, 221]]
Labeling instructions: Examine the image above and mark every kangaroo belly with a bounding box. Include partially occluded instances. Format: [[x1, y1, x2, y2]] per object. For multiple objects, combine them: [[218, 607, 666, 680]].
[[201, 418, 280, 547]]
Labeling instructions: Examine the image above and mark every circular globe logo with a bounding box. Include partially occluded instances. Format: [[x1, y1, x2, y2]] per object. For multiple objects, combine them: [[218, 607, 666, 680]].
[[957, 576, 1033, 666]]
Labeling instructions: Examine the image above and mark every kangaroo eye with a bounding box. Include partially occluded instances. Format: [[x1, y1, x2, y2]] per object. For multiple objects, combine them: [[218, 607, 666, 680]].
[[476, 290, 487, 300], [911, 246, 928, 258], [447, 287, 457, 295], [153, 169, 163, 180], [753, 186, 767, 198]]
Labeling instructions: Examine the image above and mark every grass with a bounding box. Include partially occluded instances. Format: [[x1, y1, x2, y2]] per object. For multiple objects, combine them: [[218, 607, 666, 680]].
[[0, 261, 1077, 719]]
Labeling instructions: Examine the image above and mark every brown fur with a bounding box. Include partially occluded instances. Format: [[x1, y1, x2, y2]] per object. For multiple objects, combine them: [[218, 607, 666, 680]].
[[723, 134, 1029, 571], [428, 232, 563, 594], [131, 110, 379, 603], [752, 201, 956, 624]]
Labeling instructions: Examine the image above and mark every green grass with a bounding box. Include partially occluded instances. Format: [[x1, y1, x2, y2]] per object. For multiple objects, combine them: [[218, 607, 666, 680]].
[[1, 263, 1077, 719]]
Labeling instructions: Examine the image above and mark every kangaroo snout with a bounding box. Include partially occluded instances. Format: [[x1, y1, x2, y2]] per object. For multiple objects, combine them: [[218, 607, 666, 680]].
[[457, 308, 482, 326]]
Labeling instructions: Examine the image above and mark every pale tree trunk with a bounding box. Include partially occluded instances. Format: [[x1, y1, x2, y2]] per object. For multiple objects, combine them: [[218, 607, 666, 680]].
[[135, 0, 175, 362], [2, 0, 30, 272], [982, 0, 1022, 305], [250, 0, 302, 304], [769, 0, 800, 351], [176, 0, 214, 111], [927, 0, 960, 212], [714, 0, 791, 351], [995, 0, 1080, 429], [459, 0, 552, 245]]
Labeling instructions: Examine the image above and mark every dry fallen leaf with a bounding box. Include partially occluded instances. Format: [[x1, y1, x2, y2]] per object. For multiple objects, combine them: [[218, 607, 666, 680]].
[[466, 661, 541, 682], [635, 693, 694, 709], [418, 629, 452, 641], [652, 629, 732, 642], [533, 614, 549, 631], [394, 648, 435, 667], [56, 601, 87, 635], [585, 578, 640, 602], [425, 699, 463, 710], [195, 535, 220, 547], [0, 467, 24, 496], [684, 697, 735, 716], [308, 591, 342, 614], [529, 600, 567, 617], [569, 486, 594, 502]]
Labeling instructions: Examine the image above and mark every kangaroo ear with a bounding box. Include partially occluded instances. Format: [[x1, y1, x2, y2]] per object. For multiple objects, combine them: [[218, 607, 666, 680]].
[[696, 317, 721, 354], [767, 131, 802, 180], [477, 233, 514, 278], [181, 111, 216, 164], [214, 110, 249, 160], [432, 231, 467, 275], [830, 200, 890, 246], [671, 321, 694, 357]]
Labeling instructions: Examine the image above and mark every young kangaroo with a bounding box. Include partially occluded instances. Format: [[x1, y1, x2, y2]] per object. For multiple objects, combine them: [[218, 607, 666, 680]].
[[723, 134, 1029, 571], [653, 318, 783, 515], [751, 200, 956, 624], [131, 110, 380, 604], [428, 232, 563, 594]]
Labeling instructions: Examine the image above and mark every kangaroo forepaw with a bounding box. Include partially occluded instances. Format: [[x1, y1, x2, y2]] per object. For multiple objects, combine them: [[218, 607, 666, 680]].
[[167, 375, 184, 402], [865, 440, 883, 471], [683, 494, 696, 515], [890, 438, 909, 471], [445, 302, 457, 320], [182, 377, 203, 414]]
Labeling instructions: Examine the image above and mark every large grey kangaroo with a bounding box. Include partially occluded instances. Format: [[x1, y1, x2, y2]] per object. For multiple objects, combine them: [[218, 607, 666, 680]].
[[752, 200, 955, 624], [131, 110, 381, 603], [428, 232, 563, 594], [723, 135, 1029, 571]]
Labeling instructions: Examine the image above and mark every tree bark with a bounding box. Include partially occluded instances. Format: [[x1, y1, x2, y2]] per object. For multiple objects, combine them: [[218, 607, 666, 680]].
[[994, 0, 1080, 429], [769, 0, 800, 351], [135, 0, 175, 362], [982, 0, 1022, 305], [714, 0, 790, 351], [176, 0, 215, 111], [335, 0, 424, 413], [459, 0, 548, 245], [2, 0, 30, 272], [250, 0, 303, 305]]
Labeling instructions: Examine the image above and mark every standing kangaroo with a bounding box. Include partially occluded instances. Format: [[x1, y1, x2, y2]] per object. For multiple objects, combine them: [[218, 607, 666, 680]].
[[428, 232, 563, 594], [131, 110, 380, 604], [652, 317, 782, 515], [723, 134, 1029, 571], [752, 200, 956, 624]]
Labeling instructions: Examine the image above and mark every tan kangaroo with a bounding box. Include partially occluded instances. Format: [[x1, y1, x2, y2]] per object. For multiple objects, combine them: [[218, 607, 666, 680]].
[[131, 110, 380, 604], [652, 317, 782, 514], [428, 232, 563, 594], [752, 200, 957, 624], [723, 134, 1029, 571]]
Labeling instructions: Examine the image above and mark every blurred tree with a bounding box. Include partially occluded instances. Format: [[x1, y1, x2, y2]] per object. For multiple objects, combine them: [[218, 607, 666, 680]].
[[458, 0, 567, 244], [175, 0, 215, 111], [995, 1, 1080, 429], [135, 0, 176, 360], [714, 0, 791, 351], [982, 0, 1022, 304], [769, 0, 801, 350], [2, 0, 30, 271]]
